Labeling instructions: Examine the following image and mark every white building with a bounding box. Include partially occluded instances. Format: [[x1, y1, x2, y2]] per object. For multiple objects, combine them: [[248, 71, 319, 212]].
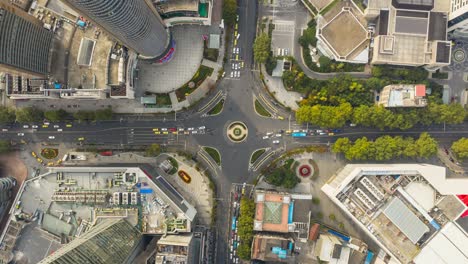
[[449, 0, 468, 36], [322, 164, 468, 264]]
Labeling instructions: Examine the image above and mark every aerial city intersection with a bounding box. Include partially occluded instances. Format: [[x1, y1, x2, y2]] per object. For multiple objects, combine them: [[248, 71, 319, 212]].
[[1, 0, 468, 263]]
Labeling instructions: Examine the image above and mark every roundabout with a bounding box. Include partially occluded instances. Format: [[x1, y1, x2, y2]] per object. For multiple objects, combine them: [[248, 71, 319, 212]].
[[226, 121, 248, 143]]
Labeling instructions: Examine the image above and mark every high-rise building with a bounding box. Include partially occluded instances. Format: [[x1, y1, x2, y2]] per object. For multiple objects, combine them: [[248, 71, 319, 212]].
[[449, 0, 468, 36], [0, 2, 54, 77], [61, 0, 170, 59], [39, 218, 142, 264], [0, 176, 16, 207]]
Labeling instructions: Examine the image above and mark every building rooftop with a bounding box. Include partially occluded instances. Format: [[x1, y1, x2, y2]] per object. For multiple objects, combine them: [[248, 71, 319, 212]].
[[378, 84, 427, 108], [251, 235, 294, 263], [317, 1, 370, 63], [322, 164, 468, 264], [0, 166, 196, 263]]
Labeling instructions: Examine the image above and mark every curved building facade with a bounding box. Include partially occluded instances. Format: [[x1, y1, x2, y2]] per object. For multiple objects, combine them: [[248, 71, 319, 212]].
[[62, 0, 170, 59]]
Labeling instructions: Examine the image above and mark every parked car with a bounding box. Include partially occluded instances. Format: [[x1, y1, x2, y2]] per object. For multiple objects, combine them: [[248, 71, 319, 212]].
[[272, 140, 280, 144], [17, 133, 24, 136], [48, 136, 55, 139], [262, 136, 269, 140], [23, 125, 29, 129]]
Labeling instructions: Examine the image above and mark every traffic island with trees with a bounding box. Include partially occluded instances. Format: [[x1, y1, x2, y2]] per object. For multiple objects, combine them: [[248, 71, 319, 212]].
[[332, 133, 438, 160], [263, 158, 300, 189], [237, 197, 255, 260], [451, 138, 468, 159]]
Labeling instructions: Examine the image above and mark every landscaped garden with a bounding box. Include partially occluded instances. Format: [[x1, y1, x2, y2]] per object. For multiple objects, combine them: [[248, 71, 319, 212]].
[[264, 158, 300, 189], [250, 148, 266, 165], [176, 65, 214, 101], [227, 121, 248, 143], [41, 148, 58, 159], [156, 93, 172, 107], [167, 157, 179, 175]]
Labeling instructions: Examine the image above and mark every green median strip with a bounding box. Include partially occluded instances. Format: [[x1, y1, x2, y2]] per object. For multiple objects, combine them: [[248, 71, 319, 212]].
[[207, 99, 225, 116], [203, 146, 221, 166], [254, 99, 272, 118], [250, 148, 266, 165]]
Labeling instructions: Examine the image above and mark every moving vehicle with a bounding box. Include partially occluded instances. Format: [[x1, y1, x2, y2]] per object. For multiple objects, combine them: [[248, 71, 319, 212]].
[[292, 132, 306, 137], [232, 217, 237, 230], [154, 131, 161, 135], [78, 137, 85, 141], [2, 128, 8, 132], [262, 136, 269, 140], [161, 128, 168, 131], [17, 133, 24, 136], [42, 124, 48, 128], [48, 136, 55, 139], [57, 129, 63, 132], [53, 125, 60, 128], [31, 152, 37, 158], [199, 126, 206, 130], [230, 71, 234, 78], [272, 140, 280, 144], [23, 125, 29, 129], [66, 124, 72, 128], [32, 125, 38, 129], [152, 128, 159, 131], [275, 134, 282, 137], [350, 123, 357, 127]]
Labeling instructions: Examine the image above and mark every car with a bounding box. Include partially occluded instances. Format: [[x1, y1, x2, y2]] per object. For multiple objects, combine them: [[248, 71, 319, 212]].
[[163, 131, 169, 135], [1, 128, 8, 132], [17, 133, 24, 136], [53, 125, 60, 128], [47, 162, 54, 166], [293, 129, 300, 133], [350, 123, 357, 127], [172, 131, 178, 135], [178, 128, 185, 131], [236, 48, 240, 54], [42, 124, 49, 128], [36, 158, 43, 163], [169, 128, 177, 132], [236, 71, 240, 78], [154, 131, 161, 135], [240, 61, 244, 68], [78, 137, 85, 141], [234, 192, 238, 200], [48, 136, 55, 139], [319, 132, 327, 135], [236, 15, 239, 21], [192, 130, 198, 134], [31, 152, 37, 158], [230, 71, 234, 78], [184, 131, 190, 135], [278, 116, 284, 120], [262, 136, 269, 140], [66, 124, 72, 128], [32, 125, 38, 129], [266, 132, 273, 136], [332, 129, 341, 133], [233, 48, 236, 54], [316, 130, 323, 133], [44, 122, 50, 125], [188, 127, 194, 131], [57, 129, 63, 132], [302, 129, 308, 133], [275, 134, 282, 137], [23, 125, 29, 129], [152, 128, 159, 131], [285, 130, 292, 134], [230, 253, 233, 260], [161, 128, 168, 131], [199, 126, 206, 130], [328, 132, 335, 136], [272, 140, 280, 144]]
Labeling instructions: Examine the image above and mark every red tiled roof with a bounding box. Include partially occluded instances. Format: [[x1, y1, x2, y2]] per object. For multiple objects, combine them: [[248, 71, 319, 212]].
[[415, 84, 426, 97]]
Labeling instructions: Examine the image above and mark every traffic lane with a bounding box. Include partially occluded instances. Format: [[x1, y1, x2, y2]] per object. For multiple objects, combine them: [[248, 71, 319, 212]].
[[237, 0, 257, 67]]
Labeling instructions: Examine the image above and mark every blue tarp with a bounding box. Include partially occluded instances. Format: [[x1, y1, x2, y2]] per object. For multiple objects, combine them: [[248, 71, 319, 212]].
[[140, 188, 152, 194], [327, 229, 350, 242], [76, 20, 86, 27], [430, 219, 441, 230], [364, 250, 374, 264]]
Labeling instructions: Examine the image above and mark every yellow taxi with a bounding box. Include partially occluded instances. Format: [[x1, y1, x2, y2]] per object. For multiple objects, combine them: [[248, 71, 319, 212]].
[[47, 162, 54, 166], [184, 131, 190, 135], [152, 128, 159, 131], [235, 23, 238, 30], [278, 116, 284, 120], [163, 131, 169, 135], [36, 158, 43, 163], [56, 159, 62, 165], [172, 131, 178, 135], [285, 130, 292, 134], [66, 124, 72, 128], [78, 137, 85, 141], [31, 151, 37, 158], [154, 131, 161, 135], [42, 124, 49, 128]]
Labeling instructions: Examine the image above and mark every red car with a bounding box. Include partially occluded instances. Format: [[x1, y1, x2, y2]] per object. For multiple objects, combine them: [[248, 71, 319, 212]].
[[234, 192, 238, 201], [169, 128, 177, 132]]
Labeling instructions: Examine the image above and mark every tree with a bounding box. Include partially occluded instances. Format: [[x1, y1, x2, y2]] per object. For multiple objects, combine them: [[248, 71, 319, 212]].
[[332, 137, 351, 153], [222, 0, 237, 26], [452, 138, 468, 159], [415, 132, 438, 158], [253, 33, 270, 63], [0, 107, 16, 124], [0, 140, 11, 153], [145, 144, 161, 157], [318, 56, 331, 70], [73, 111, 95, 122], [94, 108, 113, 121], [238, 197, 255, 260], [15, 107, 43, 123], [44, 109, 68, 122]]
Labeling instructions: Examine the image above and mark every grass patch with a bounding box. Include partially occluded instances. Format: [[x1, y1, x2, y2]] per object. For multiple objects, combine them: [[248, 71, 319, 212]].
[[207, 99, 225, 116], [254, 99, 272, 117], [167, 157, 179, 175], [432, 70, 449, 80], [319, 0, 339, 15], [250, 148, 266, 164], [176, 65, 214, 101], [41, 148, 58, 159], [264, 158, 300, 189], [156, 93, 172, 107], [203, 146, 221, 166]]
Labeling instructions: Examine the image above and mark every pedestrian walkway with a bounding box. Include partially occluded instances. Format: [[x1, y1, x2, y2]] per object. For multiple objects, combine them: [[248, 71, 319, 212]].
[[261, 65, 301, 110]]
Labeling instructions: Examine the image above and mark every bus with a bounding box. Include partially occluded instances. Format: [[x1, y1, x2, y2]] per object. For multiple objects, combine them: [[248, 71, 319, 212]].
[[232, 217, 237, 230], [292, 132, 306, 137]]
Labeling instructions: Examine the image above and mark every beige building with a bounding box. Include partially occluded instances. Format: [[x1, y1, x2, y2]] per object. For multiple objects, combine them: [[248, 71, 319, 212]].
[[378, 84, 427, 108], [155, 234, 193, 264], [365, 0, 451, 70]]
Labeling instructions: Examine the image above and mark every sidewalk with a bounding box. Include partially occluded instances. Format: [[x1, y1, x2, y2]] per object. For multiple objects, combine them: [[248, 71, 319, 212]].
[[261, 64, 301, 110]]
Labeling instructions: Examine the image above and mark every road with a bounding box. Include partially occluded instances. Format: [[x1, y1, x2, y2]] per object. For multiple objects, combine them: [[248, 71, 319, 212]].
[[1, 0, 468, 263]]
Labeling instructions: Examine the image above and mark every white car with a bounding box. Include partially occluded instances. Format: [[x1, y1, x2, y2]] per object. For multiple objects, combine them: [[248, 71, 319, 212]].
[[236, 48, 240, 54], [316, 130, 323, 133], [57, 129, 63, 132], [272, 140, 280, 144], [199, 126, 206, 130], [23, 125, 29, 129], [161, 128, 168, 131], [192, 130, 198, 134], [2, 128, 8, 132], [230, 71, 234, 78], [233, 48, 236, 54], [48, 136, 55, 139], [266, 132, 273, 136], [32, 125, 38, 129], [53, 125, 60, 128], [350, 123, 357, 127], [293, 129, 300, 133], [178, 128, 184, 131], [188, 127, 194, 131], [235, 71, 240, 78], [17, 133, 24, 136], [275, 134, 282, 137], [262, 136, 269, 140]]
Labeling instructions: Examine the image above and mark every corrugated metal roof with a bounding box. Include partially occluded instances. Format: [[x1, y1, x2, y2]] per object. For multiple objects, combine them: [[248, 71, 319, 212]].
[[383, 197, 429, 244]]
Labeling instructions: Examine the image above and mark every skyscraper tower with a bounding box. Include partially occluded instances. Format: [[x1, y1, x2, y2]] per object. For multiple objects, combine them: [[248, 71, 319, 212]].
[[61, 0, 170, 59], [0, 176, 16, 207]]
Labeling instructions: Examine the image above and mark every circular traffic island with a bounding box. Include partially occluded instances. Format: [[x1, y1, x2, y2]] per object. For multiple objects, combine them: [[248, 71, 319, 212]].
[[298, 164, 312, 178], [227, 121, 248, 143], [41, 148, 59, 159], [454, 49, 466, 62]]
